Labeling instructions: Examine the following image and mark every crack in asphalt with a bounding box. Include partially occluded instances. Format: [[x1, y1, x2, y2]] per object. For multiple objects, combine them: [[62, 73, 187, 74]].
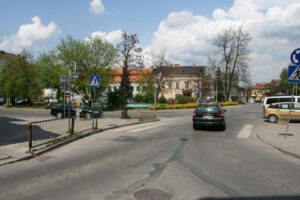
[[104, 136, 243, 199]]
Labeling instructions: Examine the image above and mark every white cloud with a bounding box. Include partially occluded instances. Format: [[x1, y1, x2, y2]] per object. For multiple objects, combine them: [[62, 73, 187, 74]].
[[146, 0, 300, 83], [86, 30, 123, 45], [0, 16, 61, 53], [90, 0, 105, 15]]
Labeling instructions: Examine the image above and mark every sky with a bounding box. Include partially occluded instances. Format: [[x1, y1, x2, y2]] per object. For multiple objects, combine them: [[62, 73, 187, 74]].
[[1, 0, 300, 84]]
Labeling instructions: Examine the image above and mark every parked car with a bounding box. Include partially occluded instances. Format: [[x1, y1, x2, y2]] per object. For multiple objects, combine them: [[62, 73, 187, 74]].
[[192, 103, 226, 130], [263, 96, 300, 115], [50, 104, 103, 119], [264, 102, 300, 123]]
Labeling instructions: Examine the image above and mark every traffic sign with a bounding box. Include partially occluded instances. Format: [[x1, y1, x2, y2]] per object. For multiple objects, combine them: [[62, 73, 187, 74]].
[[90, 75, 100, 88], [290, 48, 300, 65], [287, 65, 300, 83], [60, 75, 68, 83], [71, 73, 78, 78], [194, 88, 200, 94]]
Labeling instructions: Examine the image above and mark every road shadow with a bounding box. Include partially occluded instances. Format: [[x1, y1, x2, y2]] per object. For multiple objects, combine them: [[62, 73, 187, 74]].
[[0, 116, 60, 146], [195, 126, 225, 132], [198, 196, 300, 200]]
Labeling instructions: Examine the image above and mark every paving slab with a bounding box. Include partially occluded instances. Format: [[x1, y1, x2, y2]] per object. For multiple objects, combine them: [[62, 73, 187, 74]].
[[258, 122, 300, 159]]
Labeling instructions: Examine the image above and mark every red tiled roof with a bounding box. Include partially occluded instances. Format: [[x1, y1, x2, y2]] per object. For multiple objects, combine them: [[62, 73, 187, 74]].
[[112, 68, 153, 83], [251, 82, 268, 90]]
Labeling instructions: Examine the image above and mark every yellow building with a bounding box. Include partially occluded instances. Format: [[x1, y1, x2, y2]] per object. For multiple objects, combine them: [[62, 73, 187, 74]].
[[250, 82, 269, 101]]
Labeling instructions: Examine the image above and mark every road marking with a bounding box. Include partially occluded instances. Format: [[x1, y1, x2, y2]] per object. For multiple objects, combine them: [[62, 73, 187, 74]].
[[237, 124, 253, 139], [127, 122, 172, 133], [111, 122, 164, 132]]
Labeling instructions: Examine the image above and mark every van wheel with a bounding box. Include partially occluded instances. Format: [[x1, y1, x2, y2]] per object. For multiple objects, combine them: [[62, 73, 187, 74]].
[[268, 115, 278, 123]]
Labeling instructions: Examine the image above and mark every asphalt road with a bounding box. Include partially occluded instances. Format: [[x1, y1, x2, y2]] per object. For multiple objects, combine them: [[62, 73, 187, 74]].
[[1, 104, 300, 200]]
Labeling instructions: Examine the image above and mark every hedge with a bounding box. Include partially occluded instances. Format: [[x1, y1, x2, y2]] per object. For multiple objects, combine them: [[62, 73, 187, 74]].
[[150, 101, 241, 110]]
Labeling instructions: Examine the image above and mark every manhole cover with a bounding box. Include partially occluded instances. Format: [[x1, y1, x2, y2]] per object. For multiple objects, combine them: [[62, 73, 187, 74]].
[[180, 137, 188, 141], [134, 188, 172, 200]]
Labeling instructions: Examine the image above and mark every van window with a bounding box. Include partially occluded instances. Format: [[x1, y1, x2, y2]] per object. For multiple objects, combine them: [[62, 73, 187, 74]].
[[298, 98, 300, 103], [266, 98, 279, 104], [280, 98, 295, 102]]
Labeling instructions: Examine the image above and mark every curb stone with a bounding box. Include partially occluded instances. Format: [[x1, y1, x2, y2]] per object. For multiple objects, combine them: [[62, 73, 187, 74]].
[[0, 118, 160, 167], [257, 130, 300, 160]]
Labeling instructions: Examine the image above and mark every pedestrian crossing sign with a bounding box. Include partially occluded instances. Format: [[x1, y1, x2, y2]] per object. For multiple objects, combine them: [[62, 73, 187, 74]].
[[287, 66, 300, 83], [90, 75, 100, 88]]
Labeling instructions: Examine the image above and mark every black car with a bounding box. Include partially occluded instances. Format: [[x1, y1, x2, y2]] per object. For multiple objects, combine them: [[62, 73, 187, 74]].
[[50, 104, 103, 119], [192, 103, 226, 130]]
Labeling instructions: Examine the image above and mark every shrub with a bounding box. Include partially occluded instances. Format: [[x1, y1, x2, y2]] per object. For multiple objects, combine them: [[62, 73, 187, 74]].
[[158, 96, 168, 104], [175, 94, 195, 104]]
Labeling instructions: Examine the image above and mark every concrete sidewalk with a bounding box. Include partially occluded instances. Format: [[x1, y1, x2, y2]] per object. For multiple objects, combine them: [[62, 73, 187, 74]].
[[258, 122, 300, 159], [0, 117, 156, 167]]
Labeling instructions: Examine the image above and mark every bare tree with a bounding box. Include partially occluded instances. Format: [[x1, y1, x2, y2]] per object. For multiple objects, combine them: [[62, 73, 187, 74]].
[[152, 49, 171, 107], [212, 26, 251, 101], [118, 32, 142, 118]]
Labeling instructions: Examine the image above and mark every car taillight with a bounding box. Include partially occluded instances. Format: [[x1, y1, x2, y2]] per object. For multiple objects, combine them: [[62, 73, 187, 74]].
[[193, 112, 196, 118], [220, 112, 224, 119], [268, 104, 273, 108]]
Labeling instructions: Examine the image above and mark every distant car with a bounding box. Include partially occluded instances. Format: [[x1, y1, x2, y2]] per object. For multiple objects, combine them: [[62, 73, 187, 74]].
[[192, 103, 226, 130], [50, 104, 103, 119], [264, 102, 300, 123]]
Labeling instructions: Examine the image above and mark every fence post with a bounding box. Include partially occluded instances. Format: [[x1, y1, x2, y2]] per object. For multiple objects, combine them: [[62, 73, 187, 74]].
[[71, 117, 75, 135], [27, 123, 32, 151]]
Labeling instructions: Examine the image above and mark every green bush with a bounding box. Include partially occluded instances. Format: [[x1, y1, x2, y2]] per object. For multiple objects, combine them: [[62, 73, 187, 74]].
[[107, 91, 120, 109], [175, 94, 195, 104], [158, 96, 168, 104]]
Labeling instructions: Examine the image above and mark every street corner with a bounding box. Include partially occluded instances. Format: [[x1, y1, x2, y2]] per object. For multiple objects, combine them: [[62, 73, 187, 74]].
[[257, 122, 300, 159]]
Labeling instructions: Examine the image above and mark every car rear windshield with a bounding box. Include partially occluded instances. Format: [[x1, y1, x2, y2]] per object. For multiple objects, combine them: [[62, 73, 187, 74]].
[[196, 104, 220, 114]]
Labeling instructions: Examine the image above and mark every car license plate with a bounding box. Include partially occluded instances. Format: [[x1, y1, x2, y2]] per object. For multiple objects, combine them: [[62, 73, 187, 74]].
[[203, 115, 213, 119]]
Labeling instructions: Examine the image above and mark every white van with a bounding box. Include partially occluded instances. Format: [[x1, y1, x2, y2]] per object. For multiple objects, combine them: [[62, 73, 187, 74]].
[[263, 96, 300, 113]]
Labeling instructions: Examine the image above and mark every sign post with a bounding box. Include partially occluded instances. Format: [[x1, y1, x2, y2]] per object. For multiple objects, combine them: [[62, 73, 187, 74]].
[[90, 75, 100, 126], [60, 75, 68, 118], [285, 48, 300, 138]]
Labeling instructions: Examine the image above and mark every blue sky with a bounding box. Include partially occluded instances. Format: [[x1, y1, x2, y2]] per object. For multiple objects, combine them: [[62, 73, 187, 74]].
[[0, 0, 232, 47], [1, 0, 300, 83]]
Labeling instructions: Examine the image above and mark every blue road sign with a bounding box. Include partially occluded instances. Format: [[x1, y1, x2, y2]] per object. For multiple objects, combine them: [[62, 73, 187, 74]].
[[90, 75, 100, 88], [287, 65, 300, 83], [194, 88, 200, 94], [290, 48, 300, 65], [71, 73, 78, 78]]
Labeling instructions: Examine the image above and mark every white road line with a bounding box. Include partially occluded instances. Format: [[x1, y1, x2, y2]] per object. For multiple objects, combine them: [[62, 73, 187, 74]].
[[237, 124, 253, 139], [110, 122, 163, 132], [127, 122, 172, 133]]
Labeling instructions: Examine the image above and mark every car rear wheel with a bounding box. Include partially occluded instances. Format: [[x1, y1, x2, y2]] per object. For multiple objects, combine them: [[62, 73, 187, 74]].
[[268, 114, 278, 123], [86, 113, 92, 120], [56, 112, 62, 118]]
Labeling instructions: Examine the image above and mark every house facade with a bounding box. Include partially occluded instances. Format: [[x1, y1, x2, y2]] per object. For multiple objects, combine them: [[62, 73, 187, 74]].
[[154, 65, 206, 99]]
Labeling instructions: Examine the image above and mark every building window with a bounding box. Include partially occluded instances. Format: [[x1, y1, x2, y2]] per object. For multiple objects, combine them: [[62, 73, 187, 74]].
[[176, 82, 179, 89], [168, 82, 172, 89], [185, 81, 190, 89]]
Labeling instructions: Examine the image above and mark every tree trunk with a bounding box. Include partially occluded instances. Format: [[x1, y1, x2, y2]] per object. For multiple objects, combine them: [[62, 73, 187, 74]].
[[121, 109, 128, 119]]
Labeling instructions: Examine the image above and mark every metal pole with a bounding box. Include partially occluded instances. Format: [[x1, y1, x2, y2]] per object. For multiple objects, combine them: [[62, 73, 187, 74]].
[[285, 83, 295, 139], [154, 81, 157, 118], [68, 67, 71, 131], [216, 77, 218, 103], [27, 123, 32, 151], [63, 82, 65, 118]]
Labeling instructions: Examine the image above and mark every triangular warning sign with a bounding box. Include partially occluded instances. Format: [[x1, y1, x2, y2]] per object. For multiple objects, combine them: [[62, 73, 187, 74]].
[[91, 76, 99, 86], [288, 67, 300, 80]]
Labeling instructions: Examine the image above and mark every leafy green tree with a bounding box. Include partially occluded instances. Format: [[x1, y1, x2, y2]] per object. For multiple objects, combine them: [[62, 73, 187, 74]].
[[56, 36, 117, 107], [118, 32, 143, 118], [0, 50, 41, 104], [36, 51, 68, 101]]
